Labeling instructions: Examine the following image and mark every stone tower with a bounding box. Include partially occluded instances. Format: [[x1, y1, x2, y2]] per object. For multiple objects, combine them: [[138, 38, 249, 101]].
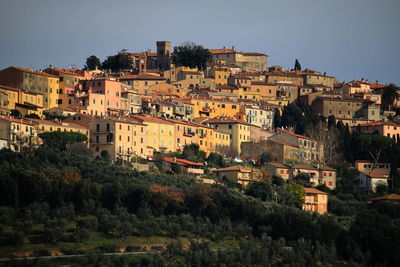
[[156, 41, 171, 71]]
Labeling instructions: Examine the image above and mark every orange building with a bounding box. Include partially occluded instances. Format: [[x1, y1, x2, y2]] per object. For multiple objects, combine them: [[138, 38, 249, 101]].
[[302, 187, 328, 214]]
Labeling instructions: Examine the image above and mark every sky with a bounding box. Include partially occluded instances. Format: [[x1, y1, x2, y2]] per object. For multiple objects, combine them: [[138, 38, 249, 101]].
[[1, 0, 399, 84]]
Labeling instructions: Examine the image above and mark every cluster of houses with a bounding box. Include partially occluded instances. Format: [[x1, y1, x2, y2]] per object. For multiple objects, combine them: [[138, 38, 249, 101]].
[[1, 41, 399, 214]]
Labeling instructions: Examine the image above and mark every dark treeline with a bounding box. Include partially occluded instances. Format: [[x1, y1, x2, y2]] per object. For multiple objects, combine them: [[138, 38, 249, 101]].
[[0, 143, 400, 266]]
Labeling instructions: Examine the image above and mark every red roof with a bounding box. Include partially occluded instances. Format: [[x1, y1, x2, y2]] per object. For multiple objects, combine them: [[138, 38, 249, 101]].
[[131, 115, 173, 124], [212, 165, 252, 172], [118, 74, 165, 80], [164, 157, 204, 166], [8, 66, 57, 78], [304, 187, 328, 195], [277, 129, 315, 141], [209, 49, 236, 54]]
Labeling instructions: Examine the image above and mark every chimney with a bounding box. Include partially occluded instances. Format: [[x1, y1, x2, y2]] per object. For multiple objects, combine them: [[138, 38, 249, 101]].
[[232, 45, 235, 51]]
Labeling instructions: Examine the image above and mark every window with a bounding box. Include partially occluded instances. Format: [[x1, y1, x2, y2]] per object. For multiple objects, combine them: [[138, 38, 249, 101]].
[[228, 125, 232, 129], [280, 170, 284, 174], [96, 124, 100, 132]]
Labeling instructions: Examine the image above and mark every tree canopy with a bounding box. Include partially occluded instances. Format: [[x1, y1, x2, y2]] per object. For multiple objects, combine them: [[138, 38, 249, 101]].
[[84, 55, 101, 70], [101, 52, 134, 72], [172, 43, 211, 70], [39, 131, 88, 150]]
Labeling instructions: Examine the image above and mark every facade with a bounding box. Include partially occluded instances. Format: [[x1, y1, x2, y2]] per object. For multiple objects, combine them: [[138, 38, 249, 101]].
[[355, 121, 400, 142], [189, 97, 240, 118], [0, 66, 59, 109], [205, 117, 251, 156], [0, 117, 37, 151], [311, 97, 380, 121], [212, 165, 254, 186], [163, 157, 204, 177], [302, 187, 328, 214], [118, 74, 166, 95], [242, 104, 274, 130], [355, 160, 391, 192], [132, 115, 175, 153], [89, 117, 148, 161]]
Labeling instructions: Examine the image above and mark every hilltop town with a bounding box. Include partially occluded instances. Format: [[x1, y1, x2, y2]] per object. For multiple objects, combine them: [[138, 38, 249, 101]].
[[0, 41, 400, 265]]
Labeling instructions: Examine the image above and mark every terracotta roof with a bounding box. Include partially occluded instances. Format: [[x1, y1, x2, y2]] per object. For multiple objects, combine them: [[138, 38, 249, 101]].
[[164, 157, 204, 166], [268, 162, 289, 168], [44, 68, 79, 76], [368, 194, 400, 202], [118, 74, 165, 80], [209, 49, 235, 54], [7, 66, 57, 78], [233, 75, 252, 80], [268, 139, 298, 148], [212, 165, 252, 172], [0, 84, 21, 92], [359, 170, 390, 178], [304, 187, 328, 195], [277, 129, 315, 141], [0, 116, 34, 126], [204, 117, 253, 126], [131, 115, 173, 124], [357, 121, 400, 127], [216, 84, 239, 90]]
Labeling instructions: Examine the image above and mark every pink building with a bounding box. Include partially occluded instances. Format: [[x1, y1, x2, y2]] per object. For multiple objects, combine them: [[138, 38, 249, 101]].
[[356, 121, 400, 142], [79, 79, 129, 116]]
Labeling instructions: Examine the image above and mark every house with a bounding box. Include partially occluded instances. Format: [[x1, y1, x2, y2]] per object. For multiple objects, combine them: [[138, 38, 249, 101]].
[[188, 97, 240, 119], [241, 104, 274, 130], [79, 78, 130, 116], [368, 194, 400, 205], [265, 163, 336, 189], [355, 121, 400, 142], [311, 97, 380, 121], [355, 160, 391, 192], [89, 117, 148, 161], [318, 166, 337, 189], [212, 165, 254, 186], [208, 48, 268, 72], [43, 67, 83, 108], [118, 74, 166, 95], [204, 117, 251, 156], [131, 115, 175, 153], [0, 116, 37, 151], [268, 129, 323, 164], [0, 66, 60, 109], [265, 162, 291, 181], [302, 187, 328, 214], [163, 157, 204, 177]]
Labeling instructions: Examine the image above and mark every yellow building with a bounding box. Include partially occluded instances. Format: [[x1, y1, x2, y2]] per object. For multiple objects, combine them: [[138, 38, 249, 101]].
[[89, 117, 148, 161], [188, 97, 240, 119], [28, 118, 88, 136], [0, 117, 37, 151], [302, 187, 328, 214], [212, 165, 256, 186], [0, 85, 44, 117], [132, 115, 175, 153], [0, 66, 60, 109], [214, 68, 231, 85], [205, 117, 251, 156]]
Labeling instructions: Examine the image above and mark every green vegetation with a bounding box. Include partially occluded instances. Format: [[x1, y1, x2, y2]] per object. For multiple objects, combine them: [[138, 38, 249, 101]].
[[0, 137, 400, 266], [171, 42, 211, 71]]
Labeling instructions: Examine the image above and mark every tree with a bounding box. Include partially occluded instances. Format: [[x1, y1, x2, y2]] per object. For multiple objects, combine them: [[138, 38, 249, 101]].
[[294, 59, 302, 71], [85, 55, 101, 70], [285, 182, 306, 208], [245, 181, 271, 201], [381, 84, 399, 111], [172, 43, 211, 70], [101, 51, 134, 72], [38, 131, 87, 150], [306, 120, 341, 165], [182, 143, 206, 162], [207, 152, 226, 168], [358, 134, 395, 171]]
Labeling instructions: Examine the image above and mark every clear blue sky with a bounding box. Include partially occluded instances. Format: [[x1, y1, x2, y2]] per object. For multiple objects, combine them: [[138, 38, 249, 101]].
[[1, 0, 399, 84]]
